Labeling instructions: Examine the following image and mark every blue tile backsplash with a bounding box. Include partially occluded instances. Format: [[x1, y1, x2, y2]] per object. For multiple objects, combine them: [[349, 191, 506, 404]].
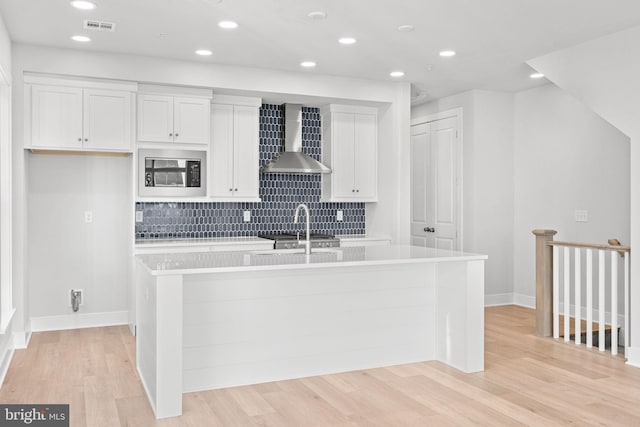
[[135, 105, 366, 240]]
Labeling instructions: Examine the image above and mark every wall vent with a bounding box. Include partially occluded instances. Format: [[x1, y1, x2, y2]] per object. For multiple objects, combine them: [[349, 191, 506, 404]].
[[83, 20, 116, 32]]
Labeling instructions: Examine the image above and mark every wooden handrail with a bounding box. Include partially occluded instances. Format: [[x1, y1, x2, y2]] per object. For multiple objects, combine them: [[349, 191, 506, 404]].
[[547, 241, 630, 252]]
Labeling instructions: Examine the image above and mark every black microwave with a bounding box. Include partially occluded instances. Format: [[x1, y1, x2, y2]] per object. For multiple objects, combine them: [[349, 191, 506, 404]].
[[138, 149, 207, 197]]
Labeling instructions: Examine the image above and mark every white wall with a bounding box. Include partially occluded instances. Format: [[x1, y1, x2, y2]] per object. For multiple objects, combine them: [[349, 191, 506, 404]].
[[412, 90, 515, 303], [27, 154, 131, 326], [513, 83, 630, 302], [527, 26, 640, 365]]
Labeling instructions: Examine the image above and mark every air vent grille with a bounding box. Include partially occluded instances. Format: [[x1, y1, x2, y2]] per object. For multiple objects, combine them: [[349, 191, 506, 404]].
[[83, 20, 116, 32]]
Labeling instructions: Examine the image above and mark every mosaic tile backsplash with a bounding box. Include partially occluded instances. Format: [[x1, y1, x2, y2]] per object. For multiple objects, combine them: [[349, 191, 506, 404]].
[[135, 104, 366, 240]]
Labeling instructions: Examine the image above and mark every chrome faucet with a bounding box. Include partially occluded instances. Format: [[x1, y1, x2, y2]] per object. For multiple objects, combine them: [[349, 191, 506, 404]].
[[294, 203, 311, 255]]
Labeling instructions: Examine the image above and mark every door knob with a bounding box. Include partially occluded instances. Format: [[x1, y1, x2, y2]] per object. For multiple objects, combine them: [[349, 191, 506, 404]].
[[423, 227, 435, 233]]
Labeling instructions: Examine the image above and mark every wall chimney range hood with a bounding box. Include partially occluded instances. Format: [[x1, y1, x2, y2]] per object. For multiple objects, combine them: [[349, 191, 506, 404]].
[[260, 104, 331, 174]]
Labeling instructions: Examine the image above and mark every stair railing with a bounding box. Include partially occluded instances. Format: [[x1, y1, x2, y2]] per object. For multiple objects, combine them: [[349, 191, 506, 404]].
[[533, 229, 630, 357]]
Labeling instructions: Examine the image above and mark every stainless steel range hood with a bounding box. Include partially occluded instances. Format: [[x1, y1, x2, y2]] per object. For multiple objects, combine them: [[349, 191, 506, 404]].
[[260, 104, 331, 174]]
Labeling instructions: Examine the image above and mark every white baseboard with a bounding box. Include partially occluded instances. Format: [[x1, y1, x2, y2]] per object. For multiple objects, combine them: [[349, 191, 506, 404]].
[[0, 347, 14, 387], [484, 293, 515, 307], [30, 310, 129, 332], [485, 293, 535, 308], [513, 293, 536, 309], [13, 331, 31, 349], [626, 346, 640, 368]]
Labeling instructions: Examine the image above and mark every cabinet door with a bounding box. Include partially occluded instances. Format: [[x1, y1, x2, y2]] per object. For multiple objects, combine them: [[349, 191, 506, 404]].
[[232, 105, 259, 199], [174, 97, 210, 144], [353, 113, 377, 200], [137, 94, 174, 142], [31, 85, 83, 148], [210, 103, 235, 197], [83, 89, 132, 151], [331, 112, 356, 198]]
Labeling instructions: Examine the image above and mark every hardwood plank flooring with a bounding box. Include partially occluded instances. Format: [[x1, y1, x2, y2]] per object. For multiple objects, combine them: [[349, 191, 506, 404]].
[[2, 305, 639, 426]]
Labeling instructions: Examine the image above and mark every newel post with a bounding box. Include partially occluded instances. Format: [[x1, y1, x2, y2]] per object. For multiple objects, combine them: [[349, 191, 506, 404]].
[[533, 229, 557, 337]]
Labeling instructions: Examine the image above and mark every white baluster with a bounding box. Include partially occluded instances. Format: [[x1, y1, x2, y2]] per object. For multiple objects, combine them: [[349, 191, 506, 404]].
[[553, 246, 559, 339], [564, 247, 570, 342], [599, 250, 605, 352], [625, 251, 630, 358], [586, 249, 593, 348], [574, 248, 581, 345], [611, 251, 618, 356]]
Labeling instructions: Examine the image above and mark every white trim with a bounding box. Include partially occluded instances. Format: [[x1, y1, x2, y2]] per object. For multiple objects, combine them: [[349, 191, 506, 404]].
[[24, 73, 138, 92], [138, 83, 212, 99], [211, 94, 261, 107], [410, 107, 463, 127], [137, 366, 157, 416], [410, 107, 464, 251], [0, 307, 15, 334], [484, 293, 515, 307], [626, 346, 640, 368], [0, 348, 14, 388], [13, 331, 31, 350], [30, 310, 129, 332], [0, 72, 13, 333], [514, 293, 536, 309]]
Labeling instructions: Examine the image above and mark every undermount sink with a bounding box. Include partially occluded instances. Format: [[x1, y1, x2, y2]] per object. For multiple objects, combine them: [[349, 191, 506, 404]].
[[250, 248, 343, 256]]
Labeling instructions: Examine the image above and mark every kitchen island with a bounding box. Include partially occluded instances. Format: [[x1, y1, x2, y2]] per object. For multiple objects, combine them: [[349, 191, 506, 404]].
[[135, 245, 487, 419]]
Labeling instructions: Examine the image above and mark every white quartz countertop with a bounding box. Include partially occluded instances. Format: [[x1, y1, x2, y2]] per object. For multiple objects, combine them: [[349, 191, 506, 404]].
[[136, 244, 487, 276], [135, 236, 272, 248]]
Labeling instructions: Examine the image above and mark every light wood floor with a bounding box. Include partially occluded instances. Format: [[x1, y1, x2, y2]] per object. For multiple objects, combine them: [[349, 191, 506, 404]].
[[2, 305, 640, 426]]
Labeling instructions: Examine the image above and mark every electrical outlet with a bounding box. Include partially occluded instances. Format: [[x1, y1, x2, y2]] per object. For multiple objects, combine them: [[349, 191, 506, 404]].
[[243, 210, 251, 222], [575, 209, 588, 222], [135, 211, 144, 222], [69, 289, 84, 307], [337, 210, 344, 221], [84, 211, 93, 223]]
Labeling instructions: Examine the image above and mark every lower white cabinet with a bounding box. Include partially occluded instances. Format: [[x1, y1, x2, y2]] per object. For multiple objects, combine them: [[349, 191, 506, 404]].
[[210, 95, 261, 200], [29, 81, 134, 151], [321, 104, 378, 202]]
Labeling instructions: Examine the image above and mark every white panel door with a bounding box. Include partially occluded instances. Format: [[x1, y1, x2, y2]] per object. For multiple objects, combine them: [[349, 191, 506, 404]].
[[210, 103, 235, 197], [233, 105, 259, 199], [410, 117, 459, 250], [174, 97, 210, 144], [31, 85, 83, 148], [410, 123, 430, 247], [83, 89, 132, 151], [354, 113, 377, 200], [331, 112, 356, 198], [137, 94, 174, 142]]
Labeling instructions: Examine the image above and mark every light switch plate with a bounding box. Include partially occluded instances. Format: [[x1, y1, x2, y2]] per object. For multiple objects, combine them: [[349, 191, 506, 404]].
[[243, 210, 251, 222], [135, 211, 144, 223], [84, 211, 93, 223], [337, 210, 344, 221], [574, 209, 588, 222]]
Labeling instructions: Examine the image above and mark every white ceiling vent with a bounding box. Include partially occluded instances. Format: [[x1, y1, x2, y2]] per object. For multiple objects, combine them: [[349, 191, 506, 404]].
[[83, 20, 116, 32]]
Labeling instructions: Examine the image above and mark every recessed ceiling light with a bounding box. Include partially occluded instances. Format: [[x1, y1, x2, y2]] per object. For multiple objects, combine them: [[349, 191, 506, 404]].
[[390, 71, 405, 77], [530, 73, 545, 79], [439, 50, 456, 57], [300, 61, 317, 68], [195, 49, 212, 56], [218, 20, 238, 29], [397, 25, 414, 32], [338, 37, 357, 45], [70, 1, 96, 10], [71, 35, 91, 42], [307, 11, 327, 20]]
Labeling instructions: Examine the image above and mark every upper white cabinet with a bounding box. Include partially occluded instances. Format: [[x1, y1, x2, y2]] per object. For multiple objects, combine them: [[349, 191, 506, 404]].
[[210, 95, 261, 201], [138, 94, 210, 144], [30, 82, 134, 151], [321, 104, 378, 202]]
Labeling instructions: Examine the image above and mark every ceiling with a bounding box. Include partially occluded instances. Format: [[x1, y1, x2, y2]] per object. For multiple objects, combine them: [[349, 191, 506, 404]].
[[1, 0, 640, 104]]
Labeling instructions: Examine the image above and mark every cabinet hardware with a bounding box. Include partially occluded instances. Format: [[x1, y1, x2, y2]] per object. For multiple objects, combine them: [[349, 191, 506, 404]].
[[84, 138, 88, 142], [78, 138, 82, 142], [234, 188, 238, 192]]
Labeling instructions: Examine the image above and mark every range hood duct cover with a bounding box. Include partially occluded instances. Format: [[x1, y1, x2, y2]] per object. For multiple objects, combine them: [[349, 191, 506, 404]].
[[260, 104, 331, 174]]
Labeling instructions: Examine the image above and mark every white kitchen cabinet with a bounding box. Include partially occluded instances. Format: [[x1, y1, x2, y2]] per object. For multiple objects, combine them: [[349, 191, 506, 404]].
[[138, 94, 210, 144], [210, 95, 261, 200], [321, 105, 378, 202], [30, 84, 133, 151]]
